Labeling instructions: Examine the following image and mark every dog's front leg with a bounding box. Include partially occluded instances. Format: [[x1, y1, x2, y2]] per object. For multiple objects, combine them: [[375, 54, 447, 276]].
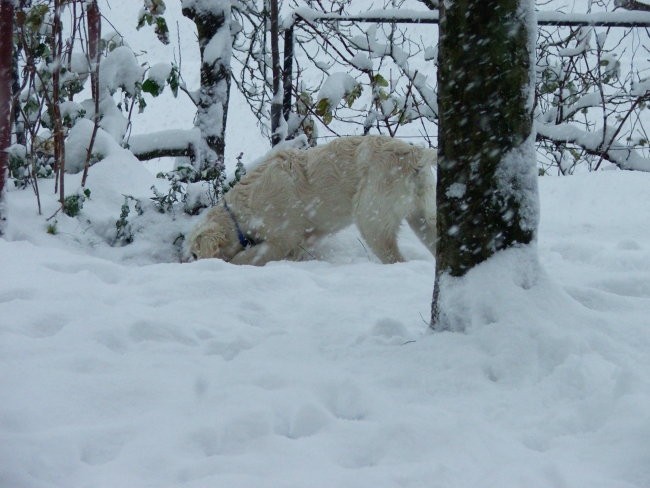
[[228, 242, 292, 266]]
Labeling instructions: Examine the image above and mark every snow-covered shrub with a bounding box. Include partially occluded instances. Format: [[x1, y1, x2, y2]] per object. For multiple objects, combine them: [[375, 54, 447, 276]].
[[62, 188, 91, 218], [6, 144, 53, 189], [114, 195, 142, 246]]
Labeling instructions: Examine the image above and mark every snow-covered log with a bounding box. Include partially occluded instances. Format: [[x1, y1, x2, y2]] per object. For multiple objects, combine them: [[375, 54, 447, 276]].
[[128, 129, 201, 162]]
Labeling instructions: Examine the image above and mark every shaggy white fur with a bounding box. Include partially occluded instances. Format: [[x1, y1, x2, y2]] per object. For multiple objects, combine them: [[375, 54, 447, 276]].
[[186, 135, 437, 265]]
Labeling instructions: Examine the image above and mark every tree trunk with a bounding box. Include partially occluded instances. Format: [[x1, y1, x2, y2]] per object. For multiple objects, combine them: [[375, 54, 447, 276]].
[[269, 0, 283, 146], [431, 0, 539, 330], [182, 2, 231, 180], [0, 0, 13, 212], [51, 0, 66, 206], [87, 0, 101, 102], [283, 25, 294, 124], [81, 0, 101, 188]]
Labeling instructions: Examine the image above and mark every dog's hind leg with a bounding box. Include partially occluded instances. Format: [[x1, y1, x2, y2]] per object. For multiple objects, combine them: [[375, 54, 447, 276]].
[[354, 188, 406, 264], [407, 168, 437, 257], [406, 210, 436, 257]]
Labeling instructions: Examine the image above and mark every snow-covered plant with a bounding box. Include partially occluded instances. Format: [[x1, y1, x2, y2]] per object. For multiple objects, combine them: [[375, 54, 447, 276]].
[[114, 195, 143, 246], [62, 188, 91, 218], [8, 0, 188, 216], [137, 0, 170, 45], [223, 152, 247, 193], [151, 178, 186, 215], [142, 62, 180, 98], [10, 1, 111, 210], [150, 151, 247, 219]]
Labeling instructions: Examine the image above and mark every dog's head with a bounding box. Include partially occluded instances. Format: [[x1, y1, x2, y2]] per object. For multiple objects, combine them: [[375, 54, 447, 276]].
[[184, 211, 244, 262]]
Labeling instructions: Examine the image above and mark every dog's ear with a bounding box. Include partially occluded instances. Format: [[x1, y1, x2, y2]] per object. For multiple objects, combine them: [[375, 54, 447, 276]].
[[186, 226, 221, 260]]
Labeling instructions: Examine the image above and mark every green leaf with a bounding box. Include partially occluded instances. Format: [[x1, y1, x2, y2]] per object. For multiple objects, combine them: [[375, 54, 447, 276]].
[[345, 83, 363, 107], [142, 78, 162, 96], [315, 98, 331, 117], [136, 13, 150, 30], [27, 5, 49, 30], [155, 17, 170, 45], [373, 74, 389, 87], [167, 65, 180, 98], [137, 95, 147, 113]]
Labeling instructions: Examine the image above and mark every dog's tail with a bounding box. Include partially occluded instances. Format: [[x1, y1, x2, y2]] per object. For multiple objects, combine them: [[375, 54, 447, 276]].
[[386, 138, 436, 173]]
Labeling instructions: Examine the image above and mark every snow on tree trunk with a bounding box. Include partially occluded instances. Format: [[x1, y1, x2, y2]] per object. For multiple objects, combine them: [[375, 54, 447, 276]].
[[0, 0, 14, 212], [431, 0, 540, 331], [182, 0, 232, 180]]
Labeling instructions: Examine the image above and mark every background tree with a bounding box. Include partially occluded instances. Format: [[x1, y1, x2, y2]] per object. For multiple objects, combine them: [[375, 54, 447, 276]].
[[431, 0, 539, 330], [142, 1, 650, 172], [181, 0, 232, 180]]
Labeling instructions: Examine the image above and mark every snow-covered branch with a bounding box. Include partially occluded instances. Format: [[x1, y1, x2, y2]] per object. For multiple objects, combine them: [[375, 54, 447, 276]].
[[536, 122, 650, 172], [289, 8, 650, 27]]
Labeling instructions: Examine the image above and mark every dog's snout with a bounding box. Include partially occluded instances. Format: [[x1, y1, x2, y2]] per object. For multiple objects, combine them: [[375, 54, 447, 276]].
[[181, 251, 198, 263]]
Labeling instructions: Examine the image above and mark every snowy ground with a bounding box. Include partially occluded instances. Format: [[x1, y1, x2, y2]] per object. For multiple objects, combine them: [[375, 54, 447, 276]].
[[1, 168, 650, 488]]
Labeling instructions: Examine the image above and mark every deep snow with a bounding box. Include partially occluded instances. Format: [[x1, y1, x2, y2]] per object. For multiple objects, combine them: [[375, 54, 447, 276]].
[[1, 169, 650, 488]]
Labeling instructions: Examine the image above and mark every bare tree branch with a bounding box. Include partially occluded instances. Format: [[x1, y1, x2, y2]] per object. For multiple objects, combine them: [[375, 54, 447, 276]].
[[615, 0, 650, 13]]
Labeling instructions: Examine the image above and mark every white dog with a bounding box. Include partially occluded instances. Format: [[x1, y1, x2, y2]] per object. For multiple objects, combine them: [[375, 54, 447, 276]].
[[186, 135, 437, 265]]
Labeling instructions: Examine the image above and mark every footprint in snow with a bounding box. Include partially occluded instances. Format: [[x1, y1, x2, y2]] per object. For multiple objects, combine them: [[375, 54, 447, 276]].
[[128, 320, 198, 346], [290, 403, 331, 438], [616, 239, 642, 251], [203, 337, 255, 361], [79, 430, 129, 465], [321, 381, 370, 421]]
